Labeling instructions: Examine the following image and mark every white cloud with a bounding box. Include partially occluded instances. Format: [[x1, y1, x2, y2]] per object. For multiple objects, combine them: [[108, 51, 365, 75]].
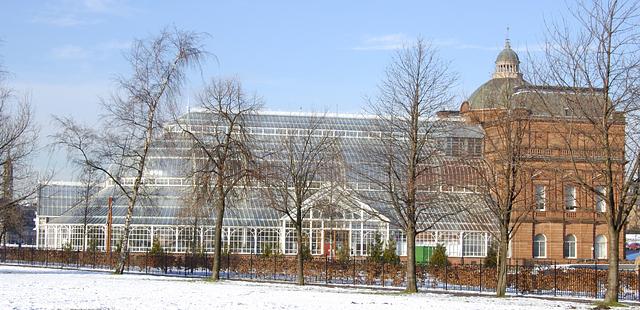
[[98, 40, 131, 50], [31, 0, 132, 27], [351, 33, 411, 51], [49, 39, 131, 61], [51, 45, 90, 60]]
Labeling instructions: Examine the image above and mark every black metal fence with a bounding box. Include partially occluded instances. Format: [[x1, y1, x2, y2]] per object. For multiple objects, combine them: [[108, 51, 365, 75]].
[[2, 247, 639, 301]]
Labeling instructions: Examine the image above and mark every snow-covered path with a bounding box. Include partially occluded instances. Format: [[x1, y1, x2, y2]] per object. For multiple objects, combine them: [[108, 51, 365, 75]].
[[0, 265, 609, 309]]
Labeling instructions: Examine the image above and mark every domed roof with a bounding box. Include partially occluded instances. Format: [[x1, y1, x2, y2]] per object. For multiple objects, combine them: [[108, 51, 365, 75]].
[[467, 77, 528, 110], [465, 37, 526, 110], [496, 41, 519, 64]]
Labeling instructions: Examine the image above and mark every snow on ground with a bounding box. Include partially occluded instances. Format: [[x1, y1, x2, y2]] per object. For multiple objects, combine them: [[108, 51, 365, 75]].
[[0, 265, 620, 309]]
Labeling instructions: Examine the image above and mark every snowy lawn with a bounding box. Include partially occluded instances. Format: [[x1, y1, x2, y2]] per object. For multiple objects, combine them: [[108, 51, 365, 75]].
[[0, 265, 619, 309]]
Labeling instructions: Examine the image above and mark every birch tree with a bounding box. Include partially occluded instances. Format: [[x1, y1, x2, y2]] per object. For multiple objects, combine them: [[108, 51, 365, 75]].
[[54, 28, 205, 274]]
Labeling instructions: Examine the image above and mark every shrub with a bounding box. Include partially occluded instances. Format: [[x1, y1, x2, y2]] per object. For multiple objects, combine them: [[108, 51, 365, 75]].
[[149, 238, 164, 256], [429, 244, 450, 267], [62, 242, 74, 253], [367, 233, 384, 263], [336, 245, 350, 264], [484, 245, 497, 268], [382, 238, 400, 265], [149, 238, 165, 269], [262, 243, 273, 258], [300, 243, 313, 262], [87, 238, 98, 254]]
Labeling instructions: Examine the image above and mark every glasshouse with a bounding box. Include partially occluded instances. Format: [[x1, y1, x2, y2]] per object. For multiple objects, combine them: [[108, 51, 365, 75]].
[[36, 111, 494, 259]]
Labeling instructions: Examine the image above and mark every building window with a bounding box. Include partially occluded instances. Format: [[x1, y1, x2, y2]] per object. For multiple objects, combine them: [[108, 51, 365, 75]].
[[462, 232, 486, 257], [228, 228, 246, 253], [257, 228, 280, 255], [595, 235, 607, 259], [439, 231, 461, 257], [595, 186, 606, 213], [565, 185, 577, 211], [533, 234, 546, 258], [535, 185, 546, 211], [564, 234, 577, 258], [154, 227, 175, 252], [129, 227, 151, 252], [203, 228, 216, 252]]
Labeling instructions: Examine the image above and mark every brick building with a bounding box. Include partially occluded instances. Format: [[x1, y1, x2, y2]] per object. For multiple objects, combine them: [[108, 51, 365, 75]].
[[459, 39, 624, 263]]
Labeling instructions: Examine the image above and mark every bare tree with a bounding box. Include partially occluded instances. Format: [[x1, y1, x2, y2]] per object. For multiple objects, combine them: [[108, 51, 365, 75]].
[[363, 39, 457, 293], [54, 28, 206, 274], [177, 159, 212, 257], [531, 0, 640, 303], [260, 114, 338, 286], [463, 104, 536, 297], [0, 62, 39, 247], [74, 166, 101, 251], [175, 78, 261, 281]]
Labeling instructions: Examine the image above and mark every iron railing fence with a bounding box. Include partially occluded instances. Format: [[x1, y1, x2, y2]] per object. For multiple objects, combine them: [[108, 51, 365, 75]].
[[1, 247, 638, 301]]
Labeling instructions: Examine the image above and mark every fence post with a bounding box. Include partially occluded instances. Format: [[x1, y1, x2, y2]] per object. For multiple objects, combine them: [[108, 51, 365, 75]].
[[445, 263, 448, 290], [45, 249, 48, 266], [250, 251, 254, 280], [480, 262, 483, 293], [636, 267, 639, 301], [184, 251, 187, 277], [352, 258, 356, 285], [144, 251, 148, 274], [77, 249, 80, 269], [594, 259, 598, 298], [271, 255, 278, 280], [382, 262, 385, 287], [163, 251, 167, 274], [226, 253, 230, 280], [554, 261, 557, 297], [515, 265, 519, 295], [324, 255, 328, 284]]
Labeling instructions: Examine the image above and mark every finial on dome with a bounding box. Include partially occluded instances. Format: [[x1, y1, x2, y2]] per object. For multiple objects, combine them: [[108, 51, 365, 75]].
[[493, 30, 522, 79], [505, 26, 511, 48]]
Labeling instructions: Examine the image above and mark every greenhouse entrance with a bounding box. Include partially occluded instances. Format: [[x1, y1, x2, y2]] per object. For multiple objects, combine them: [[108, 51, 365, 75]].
[[324, 230, 349, 258]]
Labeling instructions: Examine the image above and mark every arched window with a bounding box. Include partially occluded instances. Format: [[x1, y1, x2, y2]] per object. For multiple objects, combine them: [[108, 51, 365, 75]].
[[533, 234, 546, 258], [595, 235, 607, 259], [564, 234, 577, 258]]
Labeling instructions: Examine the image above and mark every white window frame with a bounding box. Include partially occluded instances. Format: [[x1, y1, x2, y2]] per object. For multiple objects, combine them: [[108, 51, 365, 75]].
[[595, 186, 606, 213], [535, 184, 546, 211], [533, 234, 547, 258], [565, 185, 577, 211], [564, 234, 577, 259], [595, 235, 607, 259]]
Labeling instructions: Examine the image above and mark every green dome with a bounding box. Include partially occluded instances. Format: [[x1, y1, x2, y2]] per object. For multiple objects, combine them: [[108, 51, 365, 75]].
[[496, 46, 519, 64], [467, 77, 527, 109]]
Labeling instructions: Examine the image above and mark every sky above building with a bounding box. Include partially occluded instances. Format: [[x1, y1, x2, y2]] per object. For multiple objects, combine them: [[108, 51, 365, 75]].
[[0, 0, 574, 178]]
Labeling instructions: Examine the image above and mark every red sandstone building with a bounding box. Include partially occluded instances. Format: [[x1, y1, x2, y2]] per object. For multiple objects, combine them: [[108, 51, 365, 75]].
[[459, 39, 624, 263]]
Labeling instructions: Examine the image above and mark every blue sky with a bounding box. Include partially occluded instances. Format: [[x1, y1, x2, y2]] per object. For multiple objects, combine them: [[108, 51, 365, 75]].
[[0, 0, 572, 177]]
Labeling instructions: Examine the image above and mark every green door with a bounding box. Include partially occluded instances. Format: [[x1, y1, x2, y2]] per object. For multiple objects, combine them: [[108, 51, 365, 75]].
[[415, 246, 435, 264]]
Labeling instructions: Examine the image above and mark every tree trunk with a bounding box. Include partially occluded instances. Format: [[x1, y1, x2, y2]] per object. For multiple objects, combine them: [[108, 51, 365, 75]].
[[604, 226, 621, 303], [211, 191, 225, 281], [296, 222, 304, 286], [405, 228, 417, 293], [496, 229, 509, 297], [114, 201, 136, 274]]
